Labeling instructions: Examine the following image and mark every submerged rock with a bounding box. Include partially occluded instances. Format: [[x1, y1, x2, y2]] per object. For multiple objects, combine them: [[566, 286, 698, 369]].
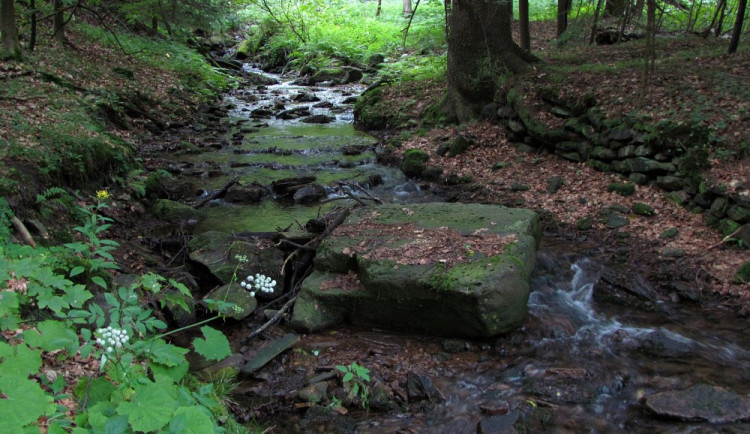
[[291, 203, 541, 337], [643, 384, 750, 423]]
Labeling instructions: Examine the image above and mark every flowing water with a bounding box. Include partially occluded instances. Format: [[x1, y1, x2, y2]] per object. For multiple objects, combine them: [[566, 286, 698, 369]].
[[162, 68, 750, 432]]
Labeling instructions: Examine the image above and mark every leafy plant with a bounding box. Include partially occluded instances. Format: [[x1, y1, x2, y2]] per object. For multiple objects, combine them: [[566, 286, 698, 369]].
[[337, 362, 371, 409]]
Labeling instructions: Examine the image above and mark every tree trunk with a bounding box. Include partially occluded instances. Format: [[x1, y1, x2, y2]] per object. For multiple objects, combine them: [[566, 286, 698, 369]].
[[1, 0, 19, 56], [557, 0, 571, 37], [728, 0, 747, 53], [52, 0, 65, 42], [640, 0, 655, 100], [444, 0, 533, 122], [403, 0, 412, 15], [29, 0, 36, 51], [376, 0, 382, 17], [715, 0, 727, 35], [590, 0, 604, 43], [519, 0, 530, 49]]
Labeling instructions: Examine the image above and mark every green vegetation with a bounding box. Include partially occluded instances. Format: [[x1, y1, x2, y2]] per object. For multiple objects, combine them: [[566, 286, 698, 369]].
[[336, 362, 371, 409], [0, 193, 246, 432]]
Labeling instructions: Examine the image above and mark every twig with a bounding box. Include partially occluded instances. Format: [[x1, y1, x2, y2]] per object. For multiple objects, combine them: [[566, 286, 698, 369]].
[[338, 181, 384, 204]]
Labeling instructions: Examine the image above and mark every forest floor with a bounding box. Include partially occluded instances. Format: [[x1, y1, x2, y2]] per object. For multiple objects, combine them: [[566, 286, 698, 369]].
[[383, 21, 749, 311]]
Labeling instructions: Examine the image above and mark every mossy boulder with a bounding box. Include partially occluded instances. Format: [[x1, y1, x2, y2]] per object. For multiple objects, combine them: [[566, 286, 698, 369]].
[[291, 203, 541, 338], [152, 199, 206, 223], [202, 283, 257, 320], [608, 182, 636, 196], [235, 39, 254, 60], [187, 231, 284, 296], [354, 88, 390, 130], [401, 148, 430, 178]]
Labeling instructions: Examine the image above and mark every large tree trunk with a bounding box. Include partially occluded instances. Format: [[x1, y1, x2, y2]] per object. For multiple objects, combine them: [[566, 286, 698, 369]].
[[52, 0, 65, 42], [728, 0, 747, 53], [519, 0, 530, 49], [444, 0, 533, 123], [403, 0, 412, 14], [1, 0, 19, 56], [605, 0, 627, 17], [557, 0, 571, 37]]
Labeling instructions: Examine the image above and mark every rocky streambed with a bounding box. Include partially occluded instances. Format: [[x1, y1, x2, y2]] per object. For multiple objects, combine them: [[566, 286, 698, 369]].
[[140, 66, 750, 433]]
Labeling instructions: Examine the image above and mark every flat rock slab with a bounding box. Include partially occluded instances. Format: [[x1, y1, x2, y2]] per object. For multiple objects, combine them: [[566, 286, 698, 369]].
[[643, 384, 750, 423], [241, 333, 300, 374], [291, 203, 541, 337]]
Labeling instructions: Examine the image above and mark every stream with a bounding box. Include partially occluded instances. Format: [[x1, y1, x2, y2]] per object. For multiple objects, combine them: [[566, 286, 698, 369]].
[[156, 67, 750, 432]]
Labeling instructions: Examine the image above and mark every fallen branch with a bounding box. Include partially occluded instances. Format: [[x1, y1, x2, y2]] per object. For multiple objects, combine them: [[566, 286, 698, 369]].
[[707, 227, 743, 250], [194, 176, 240, 208], [240, 294, 297, 345], [11, 216, 36, 247]]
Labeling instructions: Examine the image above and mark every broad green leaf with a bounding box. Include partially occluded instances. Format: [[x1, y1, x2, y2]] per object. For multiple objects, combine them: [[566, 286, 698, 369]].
[[135, 339, 188, 367], [63, 284, 93, 308], [116, 381, 176, 432], [192, 326, 232, 362], [0, 375, 51, 430], [23, 320, 79, 354], [74, 377, 115, 407], [103, 414, 129, 434], [150, 361, 189, 383], [69, 266, 85, 277], [0, 342, 42, 377], [91, 276, 108, 289], [104, 292, 120, 308], [169, 406, 214, 434]]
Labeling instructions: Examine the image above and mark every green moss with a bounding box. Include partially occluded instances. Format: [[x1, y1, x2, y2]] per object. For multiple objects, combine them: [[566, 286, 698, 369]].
[[732, 261, 750, 284], [401, 148, 430, 178], [608, 182, 636, 196]]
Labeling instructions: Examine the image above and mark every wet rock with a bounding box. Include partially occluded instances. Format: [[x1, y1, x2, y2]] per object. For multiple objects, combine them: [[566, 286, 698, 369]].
[[341, 96, 358, 104], [293, 183, 326, 204], [244, 71, 279, 86], [152, 199, 206, 223], [251, 108, 273, 118], [477, 411, 518, 434], [291, 203, 540, 337], [297, 381, 328, 404], [369, 379, 395, 410], [241, 333, 300, 374], [480, 401, 510, 415], [293, 92, 320, 103], [188, 231, 284, 285], [407, 372, 443, 402], [311, 66, 364, 85], [224, 183, 267, 204], [301, 114, 335, 124], [313, 100, 334, 108], [276, 106, 311, 120], [643, 384, 750, 423], [272, 176, 317, 196], [636, 329, 694, 358]]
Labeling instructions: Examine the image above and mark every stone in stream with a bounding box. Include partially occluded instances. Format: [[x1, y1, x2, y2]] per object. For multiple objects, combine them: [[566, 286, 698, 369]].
[[293, 183, 326, 204], [187, 231, 284, 297], [301, 114, 335, 124], [643, 384, 750, 423], [290, 203, 541, 338]]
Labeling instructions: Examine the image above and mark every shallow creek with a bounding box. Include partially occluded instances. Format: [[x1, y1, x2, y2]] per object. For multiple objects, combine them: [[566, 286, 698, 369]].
[[163, 69, 750, 432]]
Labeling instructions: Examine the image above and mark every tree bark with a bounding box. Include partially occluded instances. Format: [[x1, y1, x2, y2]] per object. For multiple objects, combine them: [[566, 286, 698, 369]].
[[605, 0, 627, 17], [376, 0, 382, 17], [1, 0, 20, 56], [403, 0, 412, 14], [557, 0, 571, 37], [590, 0, 604, 43], [728, 0, 747, 53], [519, 0, 530, 49], [52, 0, 66, 42], [444, 0, 533, 123]]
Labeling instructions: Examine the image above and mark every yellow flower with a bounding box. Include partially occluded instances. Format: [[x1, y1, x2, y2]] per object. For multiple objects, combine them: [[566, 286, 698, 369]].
[[96, 190, 109, 200]]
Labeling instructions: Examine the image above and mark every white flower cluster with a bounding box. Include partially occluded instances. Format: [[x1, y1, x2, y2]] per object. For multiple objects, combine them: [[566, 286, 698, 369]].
[[95, 326, 129, 353], [240, 273, 277, 297]]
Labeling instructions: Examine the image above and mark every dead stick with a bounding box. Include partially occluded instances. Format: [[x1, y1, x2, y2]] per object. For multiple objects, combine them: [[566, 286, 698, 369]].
[[194, 176, 239, 208], [241, 294, 297, 345], [707, 227, 742, 250], [11, 216, 36, 247]]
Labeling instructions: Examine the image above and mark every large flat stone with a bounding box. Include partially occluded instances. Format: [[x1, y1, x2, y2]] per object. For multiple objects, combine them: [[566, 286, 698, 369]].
[[291, 203, 540, 337]]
